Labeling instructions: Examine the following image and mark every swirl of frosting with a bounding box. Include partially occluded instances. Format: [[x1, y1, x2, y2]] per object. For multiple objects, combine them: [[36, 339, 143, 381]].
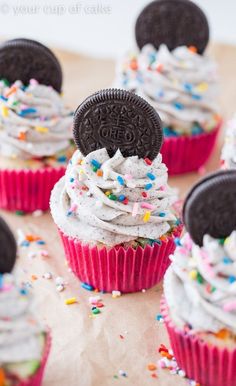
[[0, 79, 73, 159], [164, 231, 236, 334], [115, 44, 220, 134], [0, 274, 45, 363], [51, 148, 177, 246], [221, 114, 236, 169]]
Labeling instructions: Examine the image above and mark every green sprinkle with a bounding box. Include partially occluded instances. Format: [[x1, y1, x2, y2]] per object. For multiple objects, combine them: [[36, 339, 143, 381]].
[[92, 308, 101, 315], [197, 272, 204, 284], [219, 238, 225, 245], [92, 166, 98, 172], [108, 194, 117, 201], [15, 210, 25, 216]]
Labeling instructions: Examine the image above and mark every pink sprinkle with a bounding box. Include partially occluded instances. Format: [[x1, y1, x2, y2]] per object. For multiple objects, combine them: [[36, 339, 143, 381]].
[[159, 186, 165, 191], [177, 247, 188, 255], [70, 203, 78, 212], [132, 202, 139, 217], [224, 301, 236, 312], [30, 78, 38, 86], [41, 250, 49, 258], [198, 166, 206, 175], [141, 202, 155, 210], [124, 174, 133, 180]]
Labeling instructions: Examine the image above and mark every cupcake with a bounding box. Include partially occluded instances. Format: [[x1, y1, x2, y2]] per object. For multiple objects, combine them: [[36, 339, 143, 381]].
[[0, 216, 51, 385], [161, 170, 236, 386], [221, 114, 236, 169], [50, 88, 182, 293], [0, 38, 73, 212], [114, 0, 222, 175]]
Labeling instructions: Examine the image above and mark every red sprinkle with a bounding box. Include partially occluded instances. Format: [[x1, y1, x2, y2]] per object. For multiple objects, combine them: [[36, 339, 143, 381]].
[[151, 373, 158, 378], [142, 192, 148, 198], [144, 157, 152, 166], [119, 335, 124, 339], [123, 198, 129, 205]]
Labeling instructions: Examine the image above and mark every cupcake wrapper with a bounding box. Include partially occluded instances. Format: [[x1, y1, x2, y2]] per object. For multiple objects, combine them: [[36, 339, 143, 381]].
[[0, 167, 65, 212], [17, 332, 51, 386], [58, 225, 182, 293], [161, 298, 236, 386], [161, 123, 221, 175]]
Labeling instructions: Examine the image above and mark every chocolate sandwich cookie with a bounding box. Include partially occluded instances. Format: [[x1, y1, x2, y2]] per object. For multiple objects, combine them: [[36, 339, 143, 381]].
[[0, 38, 62, 92], [0, 217, 17, 273], [135, 0, 209, 54], [73, 88, 163, 160], [183, 170, 236, 246]]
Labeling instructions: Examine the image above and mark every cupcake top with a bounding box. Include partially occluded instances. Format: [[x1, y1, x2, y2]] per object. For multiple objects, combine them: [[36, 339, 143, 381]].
[[165, 232, 236, 333], [164, 170, 236, 334], [0, 216, 45, 364], [51, 89, 178, 247], [114, 0, 221, 135], [0, 38, 73, 160], [0, 274, 46, 363], [115, 44, 219, 134], [221, 114, 236, 169], [0, 79, 73, 160]]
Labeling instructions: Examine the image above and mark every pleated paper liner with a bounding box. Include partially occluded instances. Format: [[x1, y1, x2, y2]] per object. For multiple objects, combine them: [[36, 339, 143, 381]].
[[58, 225, 183, 293], [161, 122, 221, 175], [161, 297, 236, 386], [0, 167, 65, 212]]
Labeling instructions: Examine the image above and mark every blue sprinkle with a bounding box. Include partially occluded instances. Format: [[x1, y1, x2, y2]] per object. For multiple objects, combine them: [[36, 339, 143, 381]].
[[159, 212, 166, 217], [21, 240, 30, 247], [117, 176, 125, 186], [146, 172, 156, 181], [174, 238, 182, 246], [19, 288, 28, 295], [223, 257, 233, 264], [163, 127, 178, 137], [118, 194, 125, 202], [0, 274, 3, 289], [67, 211, 72, 217], [191, 125, 204, 135], [184, 83, 193, 92], [36, 240, 46, 245], [175, 219, 182, 226], [57, 155, 67, 163], [19, 108, 37, 116], [157, 90, 164, 98], [91, 159, 101, 169], [0, 95, 7, 101], [229, 276, 236, 283], [156, 314, 163, 321], [173, 102, 184, 110], [70, 177, 74, 183], [145, 183, 153, 190], [192, 94, 202, 100], [82, 282, 95, 291], [149, 52, 156, 64]]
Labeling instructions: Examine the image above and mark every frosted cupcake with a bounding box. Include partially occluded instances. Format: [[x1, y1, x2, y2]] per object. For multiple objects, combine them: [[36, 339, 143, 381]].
[[221, 114, 236, 169], [0, 216, 51, 385], [0, 38, 73, 212], [161, 170, 236, 386], [114, 0, 222, 174], [51, 89, 182, 293]]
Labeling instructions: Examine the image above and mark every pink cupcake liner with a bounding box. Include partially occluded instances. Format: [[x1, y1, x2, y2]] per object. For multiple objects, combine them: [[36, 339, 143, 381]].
[[161, 297, 236, 386], [161, 123, 221, 175], [58, 225, 183, 293], [12, 332, 51, 386], [0, 167, 65, 212]]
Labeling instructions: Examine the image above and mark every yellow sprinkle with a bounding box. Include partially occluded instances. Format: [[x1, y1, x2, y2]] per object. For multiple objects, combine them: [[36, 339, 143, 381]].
[[189, 270, 198, 280], [196, 82, 208, 93], [1, 105, 8, 117], [35, 126, 49, 133], [143, 211, 151, 222], [105, 191, 111, 196], [65, 297, 77, 305]]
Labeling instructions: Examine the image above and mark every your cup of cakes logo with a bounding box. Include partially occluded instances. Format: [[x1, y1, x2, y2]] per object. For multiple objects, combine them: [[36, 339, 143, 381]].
[[0, 216, 51, 385], [161, 170, 236, 386], [50, 88, 183, 293], [114, 0, 222, 175], [0, 38, 74, 213]]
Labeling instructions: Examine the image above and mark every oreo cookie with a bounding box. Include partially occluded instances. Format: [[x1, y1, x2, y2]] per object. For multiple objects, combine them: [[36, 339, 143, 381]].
[[0, 38, 62, 92], [183, 170, 236, 246], [73, 88, 163, 160], [0, 217, 17, 273], [135, 0, 209, 54]]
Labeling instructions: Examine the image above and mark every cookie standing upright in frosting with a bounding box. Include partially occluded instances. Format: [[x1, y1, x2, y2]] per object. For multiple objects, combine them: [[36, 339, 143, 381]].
[[51, 88, 182, 293], [0, 38, 74, 212], [162, 170, 236, 386], [0, 216, 50, 385], [114, 0, 222, 174]]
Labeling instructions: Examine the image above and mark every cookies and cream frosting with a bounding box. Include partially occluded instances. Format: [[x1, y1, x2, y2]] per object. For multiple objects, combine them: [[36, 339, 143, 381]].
[[0, 273, 45, 363], [221, 114, 236, 169], [115, 44, 220, 134], [0, 79, 73, 160], [51, 148, 177, 246], [164, 232, 236, 333]]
